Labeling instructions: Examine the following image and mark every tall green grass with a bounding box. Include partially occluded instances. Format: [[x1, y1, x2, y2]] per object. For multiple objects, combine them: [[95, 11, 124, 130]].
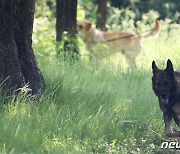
[[0, 21, 179, 153]]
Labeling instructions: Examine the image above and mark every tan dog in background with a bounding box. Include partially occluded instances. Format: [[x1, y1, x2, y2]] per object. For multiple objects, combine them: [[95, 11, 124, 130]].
[[77, 20, 160, 66]]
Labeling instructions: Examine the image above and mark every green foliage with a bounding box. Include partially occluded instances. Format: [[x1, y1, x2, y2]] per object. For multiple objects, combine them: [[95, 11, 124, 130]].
[[107, 7, 136, 31], [35, 0, 179, 23], [107, 7, 160, 33], [35, 0, 56, 19], [78, 0, 97, 23], [56, 34, 79, 60], [77, 5, 86, 20], [110, 0, 180, 22]]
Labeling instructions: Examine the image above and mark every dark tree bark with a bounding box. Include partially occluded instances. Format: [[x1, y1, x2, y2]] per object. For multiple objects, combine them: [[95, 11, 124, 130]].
[[0, 0, 45, 95], [56, 0, 77, 41], [96, 0, 108, 31]]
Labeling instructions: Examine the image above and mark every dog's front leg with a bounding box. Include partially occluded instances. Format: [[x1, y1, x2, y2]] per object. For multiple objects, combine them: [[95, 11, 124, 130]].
[[163, 113, 180, 137]]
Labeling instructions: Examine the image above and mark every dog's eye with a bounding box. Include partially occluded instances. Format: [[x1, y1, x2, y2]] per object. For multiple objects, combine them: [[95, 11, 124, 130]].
[[79, 25, 83, 29], [156, 81, 160, 86], [164, 81, 170, 86]]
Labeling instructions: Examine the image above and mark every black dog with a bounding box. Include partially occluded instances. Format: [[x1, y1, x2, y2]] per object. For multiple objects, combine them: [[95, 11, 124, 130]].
[[152, 59, 180, 137]]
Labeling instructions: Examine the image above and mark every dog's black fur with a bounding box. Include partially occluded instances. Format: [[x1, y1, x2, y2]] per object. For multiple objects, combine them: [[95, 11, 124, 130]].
[[152, 59, 180, 137]]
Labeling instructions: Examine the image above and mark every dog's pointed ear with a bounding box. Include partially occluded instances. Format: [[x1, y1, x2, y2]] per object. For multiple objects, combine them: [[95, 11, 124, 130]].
[[165, 59, 174, 72], [85, 21, 92, 31], [152, 60, 159, 73]]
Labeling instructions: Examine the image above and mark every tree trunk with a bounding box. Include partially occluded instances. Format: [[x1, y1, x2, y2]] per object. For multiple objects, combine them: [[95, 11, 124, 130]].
[[96, 0, 108, 31], [0, 0, 45, 95], [56, 0, 77, 41]]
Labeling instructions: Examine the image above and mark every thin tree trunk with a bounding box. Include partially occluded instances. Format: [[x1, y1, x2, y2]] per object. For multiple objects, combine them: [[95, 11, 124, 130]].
[[56, 0, 77, 41], [42, 0, 46, 18], [96, 0, 108, 31]]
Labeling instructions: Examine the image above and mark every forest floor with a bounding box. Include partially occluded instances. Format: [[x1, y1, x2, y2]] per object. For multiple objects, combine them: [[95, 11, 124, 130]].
[[0, 20, 179, 153]]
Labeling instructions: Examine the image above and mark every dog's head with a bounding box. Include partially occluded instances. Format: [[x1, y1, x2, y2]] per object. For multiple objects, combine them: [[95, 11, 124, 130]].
[[152, 59, 174, 105], [76, 20, 92, 34]]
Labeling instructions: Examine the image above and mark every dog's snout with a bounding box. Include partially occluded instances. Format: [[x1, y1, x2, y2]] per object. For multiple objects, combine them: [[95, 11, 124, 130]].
[[161, 93, 167, 99]]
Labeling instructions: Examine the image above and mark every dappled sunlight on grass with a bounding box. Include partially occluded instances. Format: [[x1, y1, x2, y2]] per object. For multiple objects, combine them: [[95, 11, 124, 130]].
[[0, 18, 179, 153]]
